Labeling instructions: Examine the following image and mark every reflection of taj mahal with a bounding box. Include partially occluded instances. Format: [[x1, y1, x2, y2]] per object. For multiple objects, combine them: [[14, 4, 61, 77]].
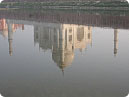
[[34, 23, 119, 71], [0, 19, 119, 70], [34, 24, 92, 71]]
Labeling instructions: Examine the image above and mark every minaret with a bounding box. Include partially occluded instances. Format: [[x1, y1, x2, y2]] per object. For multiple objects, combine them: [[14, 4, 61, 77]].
[[7, 20, 13, 56], [114, 29, 118, 56]]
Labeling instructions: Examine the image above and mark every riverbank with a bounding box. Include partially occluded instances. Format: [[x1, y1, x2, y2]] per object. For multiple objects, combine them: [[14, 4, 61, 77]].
[[0, 9, 129, 29], [0, 1, 129, 10]]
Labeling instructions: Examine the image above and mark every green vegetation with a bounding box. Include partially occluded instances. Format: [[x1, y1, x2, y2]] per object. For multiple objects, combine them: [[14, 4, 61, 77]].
[[0, 1, 129, 10]]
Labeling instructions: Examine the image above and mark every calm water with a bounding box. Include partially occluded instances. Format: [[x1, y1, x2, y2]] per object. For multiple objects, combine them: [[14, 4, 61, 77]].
[[0, 10, 129, 97]]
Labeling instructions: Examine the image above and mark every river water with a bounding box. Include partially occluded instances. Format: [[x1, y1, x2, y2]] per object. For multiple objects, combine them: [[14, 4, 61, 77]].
[[0, 10, 129, 97]]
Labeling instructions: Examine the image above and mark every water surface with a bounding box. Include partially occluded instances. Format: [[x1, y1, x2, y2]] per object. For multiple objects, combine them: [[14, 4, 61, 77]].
[[0, 10, 129, 97]]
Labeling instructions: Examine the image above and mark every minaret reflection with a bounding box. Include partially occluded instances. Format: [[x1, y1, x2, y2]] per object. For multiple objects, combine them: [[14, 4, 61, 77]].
[[6, 20, 24, 56], [34, 24, 92, 72], [114, 29, 118, 56], [0, 19, 24, 56], [7, 21, 13, 56]]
